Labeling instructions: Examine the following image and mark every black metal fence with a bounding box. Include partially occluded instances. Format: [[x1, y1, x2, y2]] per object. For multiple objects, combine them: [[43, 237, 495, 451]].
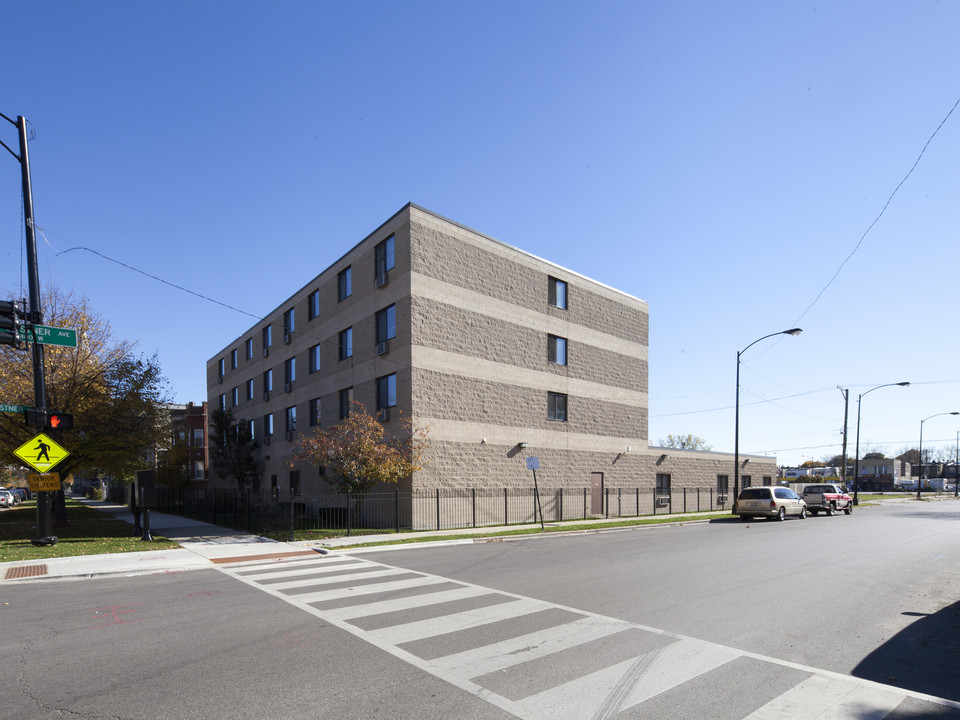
[[148, 485, 730, 538]]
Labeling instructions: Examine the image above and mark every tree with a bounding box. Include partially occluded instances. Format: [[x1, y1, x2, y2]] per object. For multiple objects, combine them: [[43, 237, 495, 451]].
[[862, 452, 887, 460], [292, 401, 429, 495], [208, 408, 259, 490], [0, 288, 170, 519], [897, 448, 920, 465], [657, 434, 712, 451]]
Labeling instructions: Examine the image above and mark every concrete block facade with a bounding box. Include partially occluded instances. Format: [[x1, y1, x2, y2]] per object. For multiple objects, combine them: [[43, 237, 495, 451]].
[[206, 203, 777, 502]]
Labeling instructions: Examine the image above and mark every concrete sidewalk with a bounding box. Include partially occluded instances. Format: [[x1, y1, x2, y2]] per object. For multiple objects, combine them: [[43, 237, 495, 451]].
[[0, 499, 323, 583]]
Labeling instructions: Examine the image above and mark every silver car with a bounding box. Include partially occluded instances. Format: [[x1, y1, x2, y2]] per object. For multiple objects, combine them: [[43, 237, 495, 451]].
[[735, 486, 807, 521], [0, 489, 16, 508]]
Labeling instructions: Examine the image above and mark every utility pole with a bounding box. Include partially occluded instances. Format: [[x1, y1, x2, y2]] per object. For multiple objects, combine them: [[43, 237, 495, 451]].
[[1, 113, 56, 545], [838, 387, 849, 487]]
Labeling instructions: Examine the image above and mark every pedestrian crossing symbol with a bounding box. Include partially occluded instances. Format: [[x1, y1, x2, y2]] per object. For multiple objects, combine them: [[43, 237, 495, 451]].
[[14, 433, 70, 473]]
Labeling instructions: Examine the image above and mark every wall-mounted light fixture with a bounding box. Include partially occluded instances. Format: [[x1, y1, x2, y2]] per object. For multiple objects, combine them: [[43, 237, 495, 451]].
[[626, 446, 632, 453], [519, 442, 529, 449], [481, 438, 487, 444], [659, 453, 668, 462]]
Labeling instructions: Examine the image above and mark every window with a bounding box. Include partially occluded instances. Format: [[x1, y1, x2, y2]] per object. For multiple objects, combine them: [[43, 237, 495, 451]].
[[264, 413, 274, 436], [193, 428, 204, 447], [219, 394, 226, 411], [263, 324, 272, 352], [245, 338, 253, 360], [375, 235, 395, 279], [218, 358, 225, 377], [231, 387, 239, 407], [290, 470, 301, 496], [717, 475, 729, 495], [376, 304, 396, 344], [309, 344, 321, 373], [742, 475, 752, 488], [247, 419, 255, 440], [377, 373, 397, 410], [338, 328, 353, 360], [263, 368, 273, 393], [338, 266, 352, 301], [547, 392, 567, 422], [656, 474, 671, 495], [230, 349, 238, 369], [339, 387, 353, 419], [763, 476, 772, 484], [284, 357, 296, 384], [308, 289, 320, 320], [283, 308, 295, 337], [309, 398, 321, 426], [548, 276, 567, 309], [285, 405, 297, 433], [548, 335, 567, 365], [246, 379, 254, 401]]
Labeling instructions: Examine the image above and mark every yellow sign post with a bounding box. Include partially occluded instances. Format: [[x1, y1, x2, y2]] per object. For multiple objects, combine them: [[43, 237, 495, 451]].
[[14, 433, 70, 473], [27, 473, 61, 492]]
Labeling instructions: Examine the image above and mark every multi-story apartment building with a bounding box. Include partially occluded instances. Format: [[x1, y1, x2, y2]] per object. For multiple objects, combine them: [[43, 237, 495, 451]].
[[207, 203, 777, 503]]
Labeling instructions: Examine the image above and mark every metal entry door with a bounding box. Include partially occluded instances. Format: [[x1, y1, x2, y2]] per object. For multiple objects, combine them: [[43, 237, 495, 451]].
[[590, 473, 604, 515]]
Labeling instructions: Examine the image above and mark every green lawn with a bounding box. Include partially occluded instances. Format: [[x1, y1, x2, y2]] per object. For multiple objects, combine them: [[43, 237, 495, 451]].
[[0, 498, 179, 563]]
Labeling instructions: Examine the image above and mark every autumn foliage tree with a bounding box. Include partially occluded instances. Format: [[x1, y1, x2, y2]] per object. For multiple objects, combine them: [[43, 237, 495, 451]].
[[292, 401, 429, 495], [0, 287, 170, 509]]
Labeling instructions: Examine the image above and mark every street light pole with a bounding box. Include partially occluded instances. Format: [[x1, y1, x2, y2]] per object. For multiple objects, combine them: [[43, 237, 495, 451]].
[[917, 411, 959, 501], [734, 328, 802, 503], [853, 382, 910, 505]]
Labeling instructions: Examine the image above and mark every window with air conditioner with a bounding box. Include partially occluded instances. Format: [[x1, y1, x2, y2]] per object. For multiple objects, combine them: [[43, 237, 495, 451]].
[[376, 304, 396, 347], [374, 235, 395, 284], [377, 373, 397, 416]]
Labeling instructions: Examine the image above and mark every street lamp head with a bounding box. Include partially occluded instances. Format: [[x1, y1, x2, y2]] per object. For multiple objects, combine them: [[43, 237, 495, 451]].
[[784, 328, 803, 336], [896, 382, 911, 387]]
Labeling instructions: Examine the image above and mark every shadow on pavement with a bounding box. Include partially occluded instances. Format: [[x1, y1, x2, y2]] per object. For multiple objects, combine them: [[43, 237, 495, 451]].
[[853, 599, 960, 704]]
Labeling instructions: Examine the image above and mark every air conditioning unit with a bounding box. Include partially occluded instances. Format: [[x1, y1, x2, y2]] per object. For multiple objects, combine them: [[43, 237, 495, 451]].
[[375, 272, 388, 288], [283, 333, 292, 344], [377, 407, 389, 422], [717, 494, 728, 504], [263, 435, 271, 446], [376, 341, 389, 355], [656, 496, 670, 506], [263, 391, 270, 402], [284, 382, 292, 393]]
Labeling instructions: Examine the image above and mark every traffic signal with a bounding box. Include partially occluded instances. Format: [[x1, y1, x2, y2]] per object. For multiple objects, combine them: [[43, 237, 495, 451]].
[[0, 299, 24, 348], [24, 408, 74, 430]]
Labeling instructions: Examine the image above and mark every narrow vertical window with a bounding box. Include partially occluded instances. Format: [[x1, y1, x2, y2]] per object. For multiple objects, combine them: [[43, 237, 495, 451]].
[[376, 305, 396, 344], [231, 387, 239, 406], [283, 308, 295, 338], [219, 394, 226, 411], [264, 413, 274, 436], [230, 349, 238, 369], [309, 398, 321, 426], [717, 475, 729, 495], [377, 373, 397, 410], [263, 368, 273, 393], [284, 357, 296, 384], [339, 387, 353, 419], [247, 419, 255, 440], [375, 235, 395, 280], [285, 405, 297, 432], [246, 379, 254, 401], [656, 474, 671, 495], [309, 344, 321, 373], [339, 328, 353, 360], [263, 324, 272, 353], [548, 276, 567, 309], [338, 267, 352, 301], [245, 338, 253, 360], [548, 335, 567, 365], [218, 358, 225, 377], [308, 290, 320, 320]]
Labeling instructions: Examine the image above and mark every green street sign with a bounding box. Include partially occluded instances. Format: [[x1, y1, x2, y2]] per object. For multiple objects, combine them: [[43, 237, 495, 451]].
[[0, 404, 28, 413], [18, 325, 78, 348]]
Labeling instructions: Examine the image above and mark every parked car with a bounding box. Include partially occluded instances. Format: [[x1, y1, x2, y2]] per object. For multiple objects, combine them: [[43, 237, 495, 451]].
[[10, 488, 28, 502], [0, 489, 16, 508], [801, 483, 853, 516], [735, 486, 807, 521]]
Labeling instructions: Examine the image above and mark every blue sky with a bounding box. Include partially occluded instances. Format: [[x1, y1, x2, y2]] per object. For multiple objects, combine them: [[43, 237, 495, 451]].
[[3, 1, 959, 466]]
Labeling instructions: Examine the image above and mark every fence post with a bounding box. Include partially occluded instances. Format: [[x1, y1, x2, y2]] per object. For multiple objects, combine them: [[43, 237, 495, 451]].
[[395, 488, 400, 534], [558, 488, 563, 521], [346, 488, 352, 537], [436, 488, 441, 531], [683, 487, 687, 514], [504, 488, 508, 526], [652, 487, 657, 515], [605, 487, 609, 518], [472, 488, 476, 528], [583, 487, 587, 519], [636, 487, 640, 516]]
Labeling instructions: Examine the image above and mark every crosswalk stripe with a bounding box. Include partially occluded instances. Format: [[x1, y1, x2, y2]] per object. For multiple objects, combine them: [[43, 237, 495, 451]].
[[743, 674, 904, 720], [368, 598, 552, 646], [429, 614, 632, 678], [236, 559, 366, 580], [230, 554, 356, 573], [292, 574, 449, 604], [324, 585, 496, 621], [261, 567, 410, 591]]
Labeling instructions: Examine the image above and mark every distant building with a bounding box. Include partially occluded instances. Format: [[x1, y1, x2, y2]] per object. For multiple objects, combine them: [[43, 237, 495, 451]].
[[157, 401, 208, 486], [206, 203, 778, 507]]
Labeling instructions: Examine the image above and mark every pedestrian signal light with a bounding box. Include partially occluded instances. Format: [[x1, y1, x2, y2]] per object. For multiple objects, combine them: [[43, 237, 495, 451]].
[[49, 413, 73, 430], [23, 408, 74, 430]]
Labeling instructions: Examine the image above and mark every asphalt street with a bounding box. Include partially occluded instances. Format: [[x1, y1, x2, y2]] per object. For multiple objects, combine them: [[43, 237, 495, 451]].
[[2, 499, 959, 719]]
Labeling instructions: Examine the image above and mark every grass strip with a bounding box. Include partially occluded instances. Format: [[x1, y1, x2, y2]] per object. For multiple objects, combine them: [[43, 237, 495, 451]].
[[0, 500, 179, 563]]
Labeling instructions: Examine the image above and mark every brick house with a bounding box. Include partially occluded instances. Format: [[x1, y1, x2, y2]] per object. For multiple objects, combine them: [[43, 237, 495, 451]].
[[206, 204, 777, 505]]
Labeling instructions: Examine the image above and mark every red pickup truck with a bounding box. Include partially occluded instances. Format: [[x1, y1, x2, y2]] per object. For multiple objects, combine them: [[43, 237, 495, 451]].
[[801, 483, 853, 516]]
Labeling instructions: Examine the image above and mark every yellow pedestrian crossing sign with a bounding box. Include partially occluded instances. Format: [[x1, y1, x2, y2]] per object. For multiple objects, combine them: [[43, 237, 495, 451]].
[[14, 433, 70, 473]]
